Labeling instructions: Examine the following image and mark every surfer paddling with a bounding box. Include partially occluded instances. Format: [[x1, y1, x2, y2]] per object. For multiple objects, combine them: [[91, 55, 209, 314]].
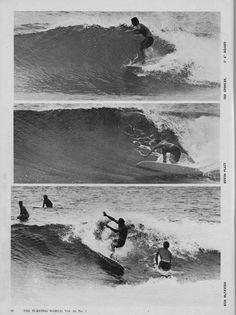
[[103, 211, 128, 257], [155, 241, 172, 271], [126, 17, 154, 64], [42, 195, 53, 208], [17, 201, 29, 221], [144, 140, 194, 164]]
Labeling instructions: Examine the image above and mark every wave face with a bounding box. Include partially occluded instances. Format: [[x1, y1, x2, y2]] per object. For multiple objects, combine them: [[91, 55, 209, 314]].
[[14, 23, 220, 99], [14, 107, 220, 183], [11, 221, 220, 285], [11, 185, 221, 306]]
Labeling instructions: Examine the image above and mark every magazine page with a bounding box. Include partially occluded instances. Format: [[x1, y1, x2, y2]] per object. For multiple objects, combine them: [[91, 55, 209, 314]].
[[0, 0, 234, 314]]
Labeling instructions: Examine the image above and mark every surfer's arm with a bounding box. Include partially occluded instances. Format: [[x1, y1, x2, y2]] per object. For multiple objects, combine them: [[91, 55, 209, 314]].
[[42, 201, 45, 208], [103, 212, 119, 224], [126, 28, 139, 34], [144, 144, 162, 157], [105, 224, 118, 233]]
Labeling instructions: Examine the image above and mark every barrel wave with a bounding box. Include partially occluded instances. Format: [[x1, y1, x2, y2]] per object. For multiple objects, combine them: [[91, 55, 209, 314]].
[[14, 106, 220, 183]]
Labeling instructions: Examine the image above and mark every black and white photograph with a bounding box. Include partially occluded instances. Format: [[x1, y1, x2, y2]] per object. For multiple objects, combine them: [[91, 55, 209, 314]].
[[0, 0, 235, 314], [14, 11, 220, 101], [14, 103, 220, 184], [11, 186, 221, 307]]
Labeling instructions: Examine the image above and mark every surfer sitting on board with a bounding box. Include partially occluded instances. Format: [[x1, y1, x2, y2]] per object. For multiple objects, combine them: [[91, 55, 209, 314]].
[[144, 140, 193, 164], [42, 195, 53, 208], [155, 241, 172, 271], [17, 201, 29, 221], [103, 211, 128, 257], [126, 17, 154, 64]]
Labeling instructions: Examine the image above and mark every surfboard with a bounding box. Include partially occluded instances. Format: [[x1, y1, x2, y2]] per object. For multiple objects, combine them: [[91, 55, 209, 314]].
[[136, 161, 202, 176], [96, 252, 124, 275]]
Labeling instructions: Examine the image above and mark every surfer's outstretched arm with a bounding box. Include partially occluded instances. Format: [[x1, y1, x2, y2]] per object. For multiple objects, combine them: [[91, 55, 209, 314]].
[[103, 211, 119, 224], [105, 224, 118, 233], [144, 144, 162, 157]]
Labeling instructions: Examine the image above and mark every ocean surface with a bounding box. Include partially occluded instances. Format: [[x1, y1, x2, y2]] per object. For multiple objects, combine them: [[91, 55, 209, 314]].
[[11, 186, 221, 307], [14, 103, 220, 184], [14, 12, 220, 101]]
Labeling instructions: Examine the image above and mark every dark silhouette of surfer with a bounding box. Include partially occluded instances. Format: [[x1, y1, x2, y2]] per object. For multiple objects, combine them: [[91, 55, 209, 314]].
[[103, 211, 128, 258], [126, 17, 154, 64], [155, 241, 172, 271], [42, 195, 53, 208], [144, 140, 195, 164], [17, 201, 29, 221]]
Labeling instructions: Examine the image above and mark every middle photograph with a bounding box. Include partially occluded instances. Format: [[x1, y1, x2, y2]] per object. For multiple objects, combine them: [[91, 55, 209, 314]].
[[14, 102, 220, 184]]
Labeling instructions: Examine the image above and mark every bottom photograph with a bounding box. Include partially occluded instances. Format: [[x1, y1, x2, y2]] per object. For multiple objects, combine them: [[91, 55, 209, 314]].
[[11, 186, 220, 307]]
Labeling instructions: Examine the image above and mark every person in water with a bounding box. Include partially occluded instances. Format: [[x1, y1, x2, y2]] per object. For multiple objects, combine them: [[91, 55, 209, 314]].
[[42, 195, 53, 208], [17, 201, 29, 221], [144, 139, 194, 164], [127, 17, 154, 64], [155, 241, 172, 271], [103, 211, 128, 257]]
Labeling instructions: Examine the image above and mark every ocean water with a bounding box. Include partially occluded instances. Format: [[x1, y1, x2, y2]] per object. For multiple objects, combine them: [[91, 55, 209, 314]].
[[14, 103, 220, 184], [11, 186, 221, 307], [14, 12, 220, 101]]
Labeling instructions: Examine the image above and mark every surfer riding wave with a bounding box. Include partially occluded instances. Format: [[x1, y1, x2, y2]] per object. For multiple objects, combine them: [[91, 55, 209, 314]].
[[126, 17, 154, 64], [144, 140, 195, 164], [103, 211, 128, 258]]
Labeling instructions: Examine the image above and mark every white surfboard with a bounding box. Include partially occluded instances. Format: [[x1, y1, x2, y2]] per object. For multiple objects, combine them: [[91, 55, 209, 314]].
[[136, 161, 202, 176]]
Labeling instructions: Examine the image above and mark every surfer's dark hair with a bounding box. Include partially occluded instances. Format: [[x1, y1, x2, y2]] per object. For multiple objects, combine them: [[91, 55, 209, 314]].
[[19, 201, 23, 205], [43, 195, 48, 199], [118, 218, 125, 226], [163, 241, 170, 249], [131, 17, 139, 26]]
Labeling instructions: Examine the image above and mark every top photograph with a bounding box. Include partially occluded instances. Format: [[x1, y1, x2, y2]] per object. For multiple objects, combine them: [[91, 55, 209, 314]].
[[14, 11, 220, 101]]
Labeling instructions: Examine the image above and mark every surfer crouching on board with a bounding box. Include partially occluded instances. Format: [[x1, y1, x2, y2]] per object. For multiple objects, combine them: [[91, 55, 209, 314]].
[[17, 201, 29, 221], [126, 17, 154, 64], [103, 211, 128, 257], [144, 140, 194, 164], [155, 241, 172, 271]]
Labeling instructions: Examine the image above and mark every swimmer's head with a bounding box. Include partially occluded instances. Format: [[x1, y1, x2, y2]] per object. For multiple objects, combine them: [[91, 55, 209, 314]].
[[163, 241, 170, 249], [118, 218, 125, 226], [43, 195, 48, 199], [131, 17, 139, 26], [19, 201, 23, 206]]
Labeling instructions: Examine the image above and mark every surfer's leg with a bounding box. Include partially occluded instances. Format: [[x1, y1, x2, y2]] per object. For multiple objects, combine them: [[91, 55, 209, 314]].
[[110, 240, 118, 257], [163, 152, 167, 163], [140, 37, 154, 64], [170, 147, 181, 163]]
